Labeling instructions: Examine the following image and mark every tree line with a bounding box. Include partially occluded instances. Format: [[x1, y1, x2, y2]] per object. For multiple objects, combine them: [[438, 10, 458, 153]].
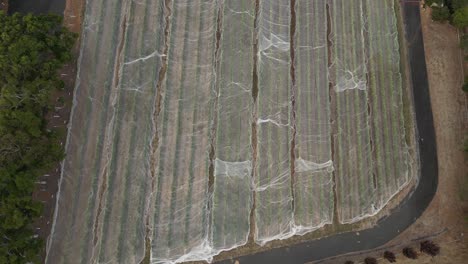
[[0, 12, 76, 263]]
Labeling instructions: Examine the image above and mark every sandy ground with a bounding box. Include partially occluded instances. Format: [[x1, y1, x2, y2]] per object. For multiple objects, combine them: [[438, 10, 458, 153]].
[[324, 5, 468, 264], [63, 0, 83, 34]]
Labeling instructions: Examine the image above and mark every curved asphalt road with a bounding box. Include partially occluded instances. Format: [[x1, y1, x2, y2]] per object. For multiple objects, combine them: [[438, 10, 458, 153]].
[[217, 2, 438, 263], [9, 1, 438, 264]]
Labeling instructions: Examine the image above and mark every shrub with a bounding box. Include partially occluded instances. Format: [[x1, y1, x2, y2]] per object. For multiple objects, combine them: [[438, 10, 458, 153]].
[[453, 6, 468, 28], [420, 240, 441, 256], [464, 137, 468, 152], [432, 6, 452, 21], [452, 0, 468, 10], [383, 251, 396, 263], [463, 77, 468, 92], [364, 257, 378, 264], [461, 35, 468, 52], [403, 247, 418, 259]]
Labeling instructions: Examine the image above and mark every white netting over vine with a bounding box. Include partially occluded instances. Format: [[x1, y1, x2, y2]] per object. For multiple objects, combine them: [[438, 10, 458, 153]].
[[254, 0, 294, 245], [361, 0, 414, 220], [46, 0, 418, 263], [47, 0, 165, 263], [329, 0, 377, 225], [211, 0, 255, 255], [329, 0, 415, 224], [293, 0, 334, 233], [150, 0, 218, 263]]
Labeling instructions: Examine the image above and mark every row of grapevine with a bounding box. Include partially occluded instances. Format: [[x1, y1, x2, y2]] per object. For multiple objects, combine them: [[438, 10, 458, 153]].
[[366, 0, 411, 212], [47, 0, 131, 263], [293, 0, 334, 232], [150, 0, 217, 262], [47, 0, 416, 263], [329, 0, 412, 223], [329, 0, 376, 223], [212, 0, 255, 253], [255, 0, 294, 245], [95, 0, 165, 263]]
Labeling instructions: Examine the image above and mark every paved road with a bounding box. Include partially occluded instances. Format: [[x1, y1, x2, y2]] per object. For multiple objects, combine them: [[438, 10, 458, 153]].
[[8, 0, 64, 15], [217, 2, 438, 264]]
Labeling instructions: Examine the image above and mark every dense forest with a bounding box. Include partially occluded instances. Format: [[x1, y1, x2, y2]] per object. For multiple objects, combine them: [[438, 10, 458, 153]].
[[0, 12, 76, 263]]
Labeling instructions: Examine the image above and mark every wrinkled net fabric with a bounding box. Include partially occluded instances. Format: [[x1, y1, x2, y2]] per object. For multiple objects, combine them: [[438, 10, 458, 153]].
[[329, 0, 414, 224], [254, 0, 294, 245], [211, 0, 255, 255], [150, 0, 218, 263], [363, 0, 413, 220], [46, 0, 418, 263], [329, 0, 376, 224], [46, 0, 164, 263], [293, 0, 334, 233]]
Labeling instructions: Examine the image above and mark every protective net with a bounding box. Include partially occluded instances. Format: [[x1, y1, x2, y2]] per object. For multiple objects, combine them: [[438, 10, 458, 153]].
[[363, 0, 412, 220], [293, 0, 334, 233], [47, 0, 164, 263], [211, 0, 255, 255], [46, 0, 417, 263], [329, 0, 413, 224], [254, 0, 294, 245], [328, 0, 376, 224], [150, 0, 217, 263]]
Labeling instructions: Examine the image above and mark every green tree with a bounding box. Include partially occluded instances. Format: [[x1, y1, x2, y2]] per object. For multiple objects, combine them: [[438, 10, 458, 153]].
[[432, 6, 452, 22], [461, 35, 468, 51], [462, 78, 468, 92], [451, 0, 468, 10], [0, 11, 76, 263], [453, 6, 468, 28]]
